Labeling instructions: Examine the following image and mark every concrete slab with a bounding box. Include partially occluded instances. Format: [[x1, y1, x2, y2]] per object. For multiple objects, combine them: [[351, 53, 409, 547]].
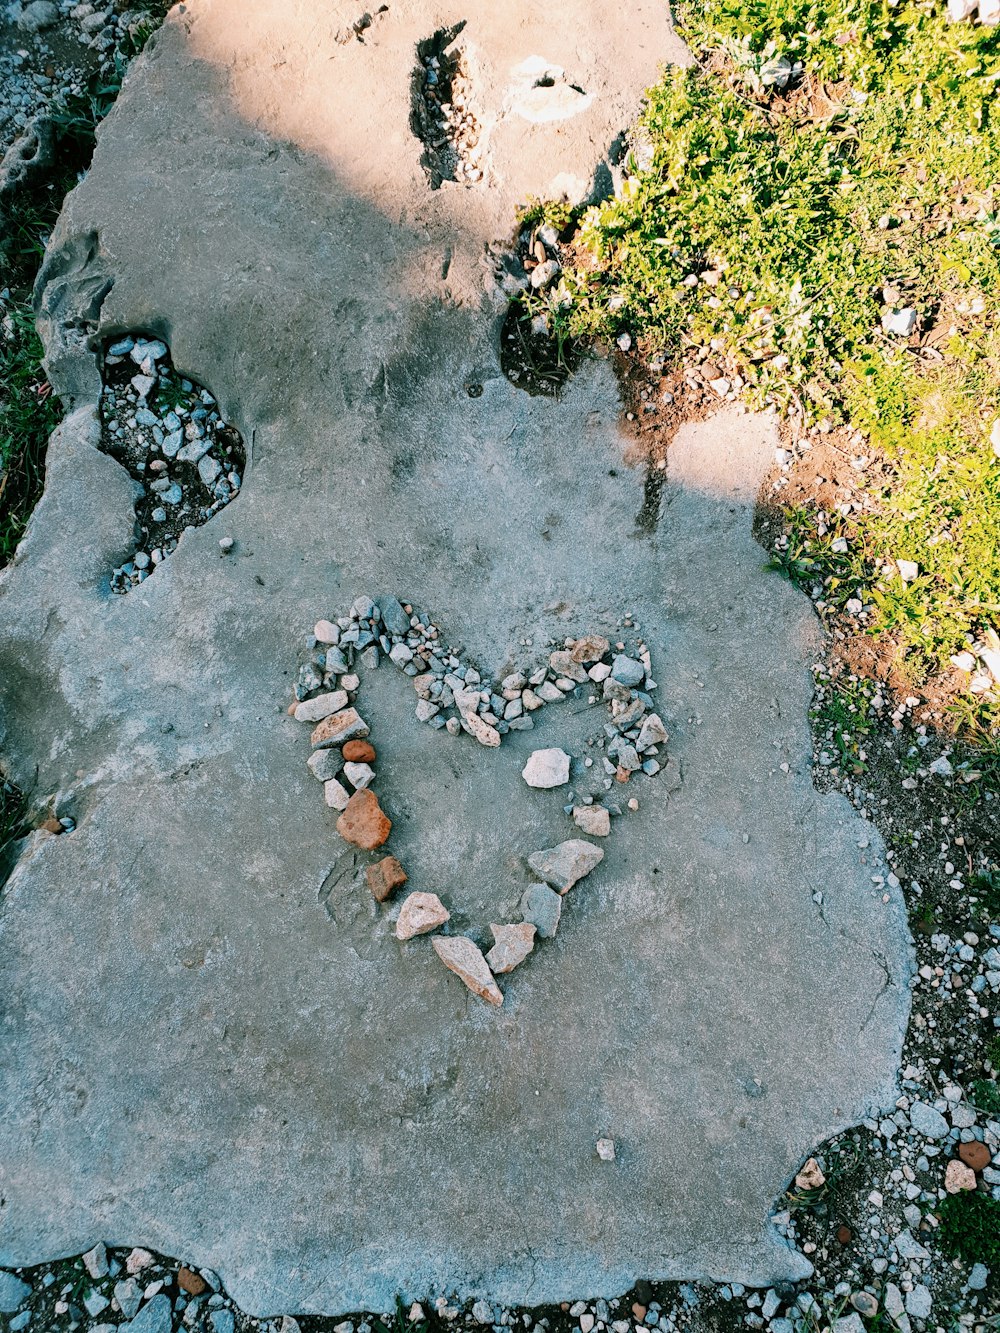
[[0, 0, 912, 1315]]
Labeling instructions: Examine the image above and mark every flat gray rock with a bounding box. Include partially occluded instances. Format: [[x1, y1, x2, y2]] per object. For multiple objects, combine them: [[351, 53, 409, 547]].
[[0, 1271, 31, 1314], [0, 0, 911, 1316]]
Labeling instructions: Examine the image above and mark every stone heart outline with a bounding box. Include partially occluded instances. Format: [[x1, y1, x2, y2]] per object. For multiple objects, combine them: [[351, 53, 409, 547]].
[[292, 594, 671, 1005]]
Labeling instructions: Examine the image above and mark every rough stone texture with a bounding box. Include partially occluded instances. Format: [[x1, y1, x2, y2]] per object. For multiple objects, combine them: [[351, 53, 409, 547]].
[[0, 0, 911, 1316], [311, 707, 369, 749], [520, 882, 563, 939], [433, 936, 504, 1006], [527, 838, 605, 893], [522, 747, 571, 789], [944, 1159, 976, 1193], [367, 855, 408, 904], [336, 789, 391, 849], [323, 777, 351, 810], [485, 922, 536, 974], [573, 805, 611, 837], [0, 1271, 31, 1314], [395, 891, 450, 941], [342, 740, 376, 765], [293, 690, 348, 723]]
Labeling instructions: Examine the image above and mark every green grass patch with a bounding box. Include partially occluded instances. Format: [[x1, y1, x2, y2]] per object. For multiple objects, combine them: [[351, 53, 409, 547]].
[[971, 1078, 1000, 1117], [938, 1191, 1000, 1274], [522, 0, 1000, 734]]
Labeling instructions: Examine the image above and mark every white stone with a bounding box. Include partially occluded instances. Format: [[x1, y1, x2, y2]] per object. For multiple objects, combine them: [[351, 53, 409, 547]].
[[896, 559, 919, 583], [573, 805, 610, 836], [432, 935, 503, 1005], [596, 1138, 616, 1161], [126, 1249, 155, 1275], [527, 839, 604, 893], [324, 778, 351, 810], [522, 748, 571, 788], [343, 762, 375, 790], [530, 259, 561, 289], [83, 1243, 109, 1279], [882, 308, 917, 336], [485, 923, 535, 974], [395, 892, 450, 940], [294, 690, 348, 723], [636, 713, 667, 750], [314, 620, 339, 644]]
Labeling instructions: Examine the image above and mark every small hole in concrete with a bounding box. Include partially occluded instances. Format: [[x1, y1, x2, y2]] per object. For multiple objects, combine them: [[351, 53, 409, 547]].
[[411, 24, 484, 189], [98, 335, 246, 594]]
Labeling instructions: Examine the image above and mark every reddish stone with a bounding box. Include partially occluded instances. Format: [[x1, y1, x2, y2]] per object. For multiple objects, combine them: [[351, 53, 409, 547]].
[[39, 818, 63, 835], [959, 1140, 991, 1172], [366, 854, 407, 903], [836, 1225, 852, 1245], [336, 789, 391, 850], [177, 1267, 207, 1295], [343, 739, 376, 764]]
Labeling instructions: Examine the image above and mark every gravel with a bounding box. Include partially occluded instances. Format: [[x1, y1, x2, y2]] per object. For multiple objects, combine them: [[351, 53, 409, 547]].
[[97, 334, 245, 592]]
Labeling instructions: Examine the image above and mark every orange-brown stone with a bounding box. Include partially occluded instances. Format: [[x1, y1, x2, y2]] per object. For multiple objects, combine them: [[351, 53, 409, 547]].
[[959, 1140, 991, 1172], [343, 739, 376, 764], [366, 854, 407, 903], [177, 1267, 208, 1295], [336, 789, 391, 850]]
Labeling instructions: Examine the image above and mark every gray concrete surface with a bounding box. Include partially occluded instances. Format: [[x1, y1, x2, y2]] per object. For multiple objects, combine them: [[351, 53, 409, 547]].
[[0, 0, 912, 1315]]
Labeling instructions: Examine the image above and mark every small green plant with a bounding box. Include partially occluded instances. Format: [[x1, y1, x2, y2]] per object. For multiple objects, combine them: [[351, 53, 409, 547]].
[[971, 1078, 1000, 1117], [912, 901, 936, 935], [970, 869, 1000, 917], [515, 196, 577, 235], [0, 302, 62, 563], [938, 1192, 1000, 1273], [0, 775, 30, 882], [810, 678, 874, 773]]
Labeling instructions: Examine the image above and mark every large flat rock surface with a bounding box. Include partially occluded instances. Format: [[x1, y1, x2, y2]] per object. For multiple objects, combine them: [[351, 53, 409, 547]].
[[0, 0, 912, 1315]]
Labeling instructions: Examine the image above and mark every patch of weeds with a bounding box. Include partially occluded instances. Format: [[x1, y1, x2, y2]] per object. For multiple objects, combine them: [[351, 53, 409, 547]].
[[515, 196, 578, 235], [911, 900, 936, 937], [499, 297, 581, 397], [0, 301, 61, 564], [969, 868, 1000, 916], [525, 0, 1000, 735], [938, 1191, 1000, 1273], [809, 676, 873, 774], [0, 775, 29, 853], [0, 46, 152, 564], [0, 774, 30, 887], [970, 1078, 1000, 1116]]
